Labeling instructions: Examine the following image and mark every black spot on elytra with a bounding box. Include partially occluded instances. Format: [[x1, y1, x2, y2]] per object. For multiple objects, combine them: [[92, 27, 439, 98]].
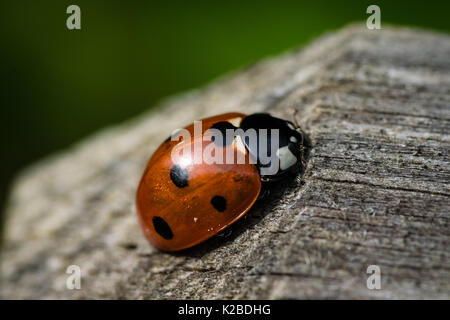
[[170, 165, 189, 188], [152, 216, 173, 240], [211, 195, 227, 212], [210, 121, 236, 147]]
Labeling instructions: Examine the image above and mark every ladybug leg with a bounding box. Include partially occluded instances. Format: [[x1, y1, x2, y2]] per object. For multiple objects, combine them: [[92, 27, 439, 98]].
[[299, 146, 307, 166], [259, 187, 271, 200], [217, 229, 233, 238]]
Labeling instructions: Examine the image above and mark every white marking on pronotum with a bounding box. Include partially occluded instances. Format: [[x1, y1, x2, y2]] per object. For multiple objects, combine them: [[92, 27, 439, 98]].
[[233, 135, 247, 154], [228, 117, 242, 127], [290, 136, 298, 143], [287, 123, 295, 130], [276, 146, 297, 170]]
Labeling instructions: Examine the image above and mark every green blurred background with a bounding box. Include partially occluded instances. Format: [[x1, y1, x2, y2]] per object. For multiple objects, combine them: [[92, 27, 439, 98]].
[[1, 0, 449, 214]]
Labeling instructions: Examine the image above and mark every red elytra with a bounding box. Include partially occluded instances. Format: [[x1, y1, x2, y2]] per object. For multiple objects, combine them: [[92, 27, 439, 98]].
[[136, 113, 261, 251]]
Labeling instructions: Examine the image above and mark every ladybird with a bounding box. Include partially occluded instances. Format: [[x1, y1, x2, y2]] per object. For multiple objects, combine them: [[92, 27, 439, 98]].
[[136, 112, 310, 251]]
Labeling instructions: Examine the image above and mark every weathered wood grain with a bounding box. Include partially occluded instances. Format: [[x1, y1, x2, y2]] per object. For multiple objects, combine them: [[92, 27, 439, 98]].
[[1, 24, 449, 299]]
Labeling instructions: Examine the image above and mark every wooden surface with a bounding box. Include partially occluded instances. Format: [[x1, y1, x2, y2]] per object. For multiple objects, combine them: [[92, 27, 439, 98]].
[[1, 24, 449, 299]]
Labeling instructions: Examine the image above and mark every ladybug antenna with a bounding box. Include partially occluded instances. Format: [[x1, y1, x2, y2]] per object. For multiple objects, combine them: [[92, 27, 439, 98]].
[[291, 109, 301, 128], [291, 109, 307, 146]]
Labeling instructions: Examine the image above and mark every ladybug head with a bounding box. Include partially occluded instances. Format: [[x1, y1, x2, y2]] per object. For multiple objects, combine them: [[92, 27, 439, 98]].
[[239, 113, 310, 182]]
